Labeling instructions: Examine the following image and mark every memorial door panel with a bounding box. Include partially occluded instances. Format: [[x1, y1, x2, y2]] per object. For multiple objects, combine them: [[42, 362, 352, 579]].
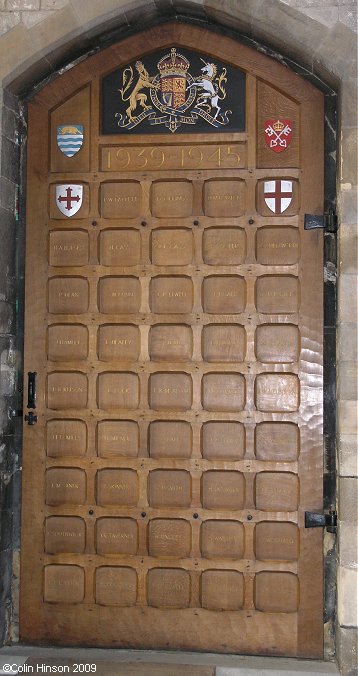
[[21, 24, 324, 658]]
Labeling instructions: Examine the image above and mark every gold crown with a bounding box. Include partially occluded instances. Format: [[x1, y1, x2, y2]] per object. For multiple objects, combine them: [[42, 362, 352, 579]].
[[158, 47, 190, 76], [272, 120, 285, 132]]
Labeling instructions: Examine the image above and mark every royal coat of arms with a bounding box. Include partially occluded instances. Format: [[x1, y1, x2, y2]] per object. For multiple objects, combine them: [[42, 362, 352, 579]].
[[102, 47, 246, 134]]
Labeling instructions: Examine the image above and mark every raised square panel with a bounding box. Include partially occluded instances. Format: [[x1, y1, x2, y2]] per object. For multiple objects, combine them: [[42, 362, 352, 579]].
[[50, 184, 89, 220], [101, 182, 141, 219], [256, 227, 300, 265], [257, 179, 299, 217], [151, 181, 193, 218], [47, 372, 88, 409], [96, 469, 139, 506], [150, 276, 193, 314], [201, 421, 245, 460], [202, 325, 246, 362], [48, 324, 88, 361], [48, 277, 89, 314], [149, 325, 193, 362], [203, 228, 246, 265], [204, 180, 245, 217], [97, 372, 139, 410], [256, 276, 299, 314], [201, 471, 245, 510], [149, 421, 192, 459], [97, 420, 139, 458], [45, 468, 86, 506], [255, 472, 299, 511], [44, 565, 84, 604], [148, 519, 191, 558], [95, 567, 137, 606], [99, 229, 141, 266], [255, 373, 300, 412], [202, 276, 246, 314], [254, 522, 299, 561], [45, 516, 86, 554], [96, 518, 138, 555], [147, 568, 190, 608], [46, 419, 87, 457], [148, 470, 191, 508], [201, 520, 244, 559], [254, 572, 299, 612], [255, 324, 300, 363], [201, 570, 244, 610], [49, 230, 89, 266], [255, 422, 299, 462], [149, 372, 192, 411], [98, 325, 140, 361], [202, 373, 245, 411], [98, 277, 141, 314], [151, 229, 193, 266]]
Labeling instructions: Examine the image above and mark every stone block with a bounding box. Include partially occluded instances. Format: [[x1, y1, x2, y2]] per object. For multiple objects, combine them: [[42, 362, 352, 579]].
[[340, 78, 358, 128], [337, 625, 358, 676], [338, 400, 358, 436], [301, 6, 339, 29], [339, 477, 358, 521], [41, 0, 68, 8], [0, 177, 16, 213], [2, 90, 18, 113], [0, 302, 14, 335], [339, 187, 358, 225], [339, 521, 358, 568], [313, 23, 358, 80], [0, 12, 21, 37], [124, 0, 159, 25], [0, 136, 19, 184], [339, 434, 358, 477], [339, 322, 358, 363], [27, 4, 82, 52], [339, 5, 358, 32], [338, 567, 358, 627], [339, 362, 358, 400], [1, 105, 18, 143], [71, 0, 129, 27], [338, 274, 358, 324], [339, 223, 358, 276], [21, 10, 57, 28], [340, 128, 358, 185], [7, 0, 40, 8]]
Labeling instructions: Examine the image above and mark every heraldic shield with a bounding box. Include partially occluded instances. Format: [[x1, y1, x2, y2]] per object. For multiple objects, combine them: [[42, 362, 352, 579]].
[[56, 125, 84, 157], [56, 184, 83, 217]]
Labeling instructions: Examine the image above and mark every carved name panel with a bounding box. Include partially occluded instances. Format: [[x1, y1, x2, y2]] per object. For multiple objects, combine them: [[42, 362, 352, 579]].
[[96, 469, 139, 506], [44, 565, 85, 604], [149, 421, 192, 459], [254, 572, 299, 613], [99, 229, 141, 266], [48, 324, 88, 361], [255, 373, 300, 412], [48, 277, 89, 314], [47, 372, 88, 409], [202, 324, 246, 362], [201, 570, 244, 610], [98, 277, 141, 314], [149, 324, 193, 362], [45, 516, 86, 554], [151, 229, 193, 266], [201, 421, 245, 460], [98, 325, 140, 361], [96, 517, 138, 555], [201, 520, 244, 559], [150, 276, 193, 314], [201, 471, 245, 510], [46, 419, 87, 457], [256, 227, 300, 265], [151, 181, 193, 218], [256, 276, 299, 314], [97, 372, 139, 410], [204, 179, 245, 217], [255, 422, 299, 462], [148, 519, 191, 558], [49, 230, 89, 267], [255, 472, 299, 511], [101, 182, 142, 219], [254, 522, 299, 561], [255, 324, 300, 363], [97, 420, 139, 457], [202, 276, 246, 314], [45, 468, 86, 505], [202, 373, 245, 411], [149, 372, 192, 411], [147, 568, 190, 608], [95, 567, 137, 606], [203, 228, 246, 265], [148, 470, 191, 508]]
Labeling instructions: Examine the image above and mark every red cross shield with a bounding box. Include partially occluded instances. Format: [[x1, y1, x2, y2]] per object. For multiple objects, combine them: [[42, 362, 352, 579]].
[[264, 180, 293, 214], [56, 184, 83, 217]]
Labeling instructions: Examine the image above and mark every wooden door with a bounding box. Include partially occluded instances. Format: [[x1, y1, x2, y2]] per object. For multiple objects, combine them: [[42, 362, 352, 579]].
[[21, 23, 324, 658]]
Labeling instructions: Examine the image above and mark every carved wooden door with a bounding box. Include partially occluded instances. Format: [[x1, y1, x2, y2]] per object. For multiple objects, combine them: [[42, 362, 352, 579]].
[[21, 23, 324, 657]]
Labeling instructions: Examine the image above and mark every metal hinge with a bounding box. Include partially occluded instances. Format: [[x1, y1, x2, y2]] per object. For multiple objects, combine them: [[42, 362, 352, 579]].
[[305, 510, 337, 533], [304, 208, 338, 233]]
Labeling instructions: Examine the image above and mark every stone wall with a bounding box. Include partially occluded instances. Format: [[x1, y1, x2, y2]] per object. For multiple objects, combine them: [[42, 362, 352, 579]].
[[0, 1, 357, 673]]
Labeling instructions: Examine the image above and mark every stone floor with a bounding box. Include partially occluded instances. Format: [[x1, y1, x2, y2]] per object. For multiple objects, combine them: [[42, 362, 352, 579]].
[[0, 647, 340, 675]]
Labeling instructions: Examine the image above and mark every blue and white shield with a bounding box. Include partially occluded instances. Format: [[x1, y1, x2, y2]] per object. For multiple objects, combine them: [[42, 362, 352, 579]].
[[56, 125, 84, 158]]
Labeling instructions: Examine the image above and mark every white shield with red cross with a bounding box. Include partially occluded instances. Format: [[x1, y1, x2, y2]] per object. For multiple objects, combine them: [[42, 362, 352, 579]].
[[264, 180, 293, 214], [56, 184, 83, 217]]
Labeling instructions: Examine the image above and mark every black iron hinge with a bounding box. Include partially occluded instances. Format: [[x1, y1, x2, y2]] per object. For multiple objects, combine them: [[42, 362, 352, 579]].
[[304, 208, 338, 233], [305, 510, 337, 533]]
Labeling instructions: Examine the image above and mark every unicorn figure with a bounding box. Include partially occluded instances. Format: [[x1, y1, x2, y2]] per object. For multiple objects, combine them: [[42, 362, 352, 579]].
[[187, 59, 227, 120]]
